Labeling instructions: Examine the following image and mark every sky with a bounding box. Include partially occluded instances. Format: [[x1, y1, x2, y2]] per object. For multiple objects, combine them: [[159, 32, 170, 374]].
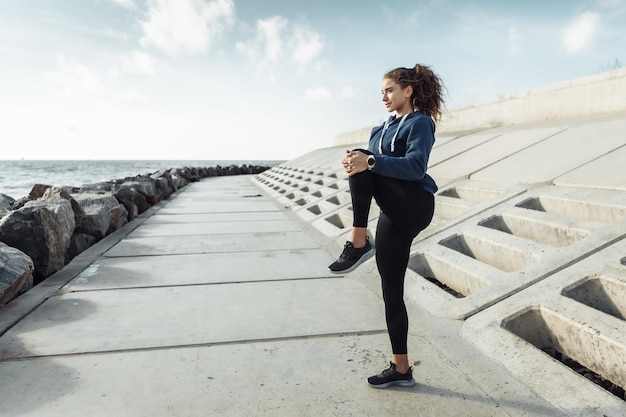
[[0, 0, 625, 161]]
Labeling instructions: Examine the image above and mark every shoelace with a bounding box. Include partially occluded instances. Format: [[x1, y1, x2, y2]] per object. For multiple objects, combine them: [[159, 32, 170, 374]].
[[338, 242, 353, 260]]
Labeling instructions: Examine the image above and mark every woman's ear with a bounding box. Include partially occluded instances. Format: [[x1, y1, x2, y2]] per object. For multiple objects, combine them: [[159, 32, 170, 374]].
[[405, 85, 413, 98]]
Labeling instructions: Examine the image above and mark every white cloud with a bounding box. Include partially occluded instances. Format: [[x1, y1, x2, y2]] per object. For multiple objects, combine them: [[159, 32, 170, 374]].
[[235, 16, 287, 77], [119, 50, 158, 76], [236, 16, 325, 79], [305, 86, 358, 101], [595, 0, 625, 9], [561, 12, 601, 54], [305, 87, 331, 101], [289, 26, 324, 66], [339, 86, 358, 99], [140, 0, 235, 56], [117, 89, 143, 101], [109, 0, 137, 9], [102, 27, 131, 42], [45, 54, 150, 105], [45, 55, 103, 97], [252, 16, 286, 61], [507, 27, 523, 56]]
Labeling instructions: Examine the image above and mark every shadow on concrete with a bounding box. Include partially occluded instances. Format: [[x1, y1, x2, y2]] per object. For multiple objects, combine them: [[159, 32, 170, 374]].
[[386, 383, 567, 416], [0, 297, 98, 415]]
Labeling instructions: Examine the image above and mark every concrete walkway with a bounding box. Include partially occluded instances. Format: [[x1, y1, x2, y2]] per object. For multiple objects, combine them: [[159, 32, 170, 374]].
[[0, 174, 593, 417]]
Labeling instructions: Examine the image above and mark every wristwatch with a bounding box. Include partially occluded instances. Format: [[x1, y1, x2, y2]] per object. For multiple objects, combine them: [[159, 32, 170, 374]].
[[367, 155, 376, 170]]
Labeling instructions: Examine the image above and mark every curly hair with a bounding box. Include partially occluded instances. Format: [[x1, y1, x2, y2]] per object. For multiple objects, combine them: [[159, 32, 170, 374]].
[[384, 64, 446, 123]]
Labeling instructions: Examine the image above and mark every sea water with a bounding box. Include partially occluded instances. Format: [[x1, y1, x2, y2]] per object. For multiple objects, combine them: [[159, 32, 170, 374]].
[[0, 160, 282, 200]]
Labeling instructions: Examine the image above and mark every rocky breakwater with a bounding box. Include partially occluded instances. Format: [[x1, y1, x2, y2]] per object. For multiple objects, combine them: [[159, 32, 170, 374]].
[[0, 164, 270, 307]]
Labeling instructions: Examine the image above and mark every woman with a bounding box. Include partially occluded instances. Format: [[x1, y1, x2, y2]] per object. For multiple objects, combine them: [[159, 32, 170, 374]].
[[328, 64, 444, 388]]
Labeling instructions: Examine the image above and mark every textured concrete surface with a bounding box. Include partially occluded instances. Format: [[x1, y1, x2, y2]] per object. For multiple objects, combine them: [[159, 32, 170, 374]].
[[0, 176, 577, 417], [462, 238, 626, 415]]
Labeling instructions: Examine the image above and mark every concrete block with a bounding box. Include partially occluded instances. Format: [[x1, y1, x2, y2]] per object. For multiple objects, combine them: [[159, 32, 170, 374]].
[[0, 278, 386, 359], [429, 125, 566, 181], [143, 211, 288, 224], [470, 118, 626, 185], [127, 219, 301, 237], [67, 249, 335, 290], [462, 237, 626, 413], [0, 334, 567, 417], [555, 144, 626, 191], [404, 185, 626, 319], [428, 131, 501, 166], [426, 180, 527, 240], [104, 231, 321, 257]]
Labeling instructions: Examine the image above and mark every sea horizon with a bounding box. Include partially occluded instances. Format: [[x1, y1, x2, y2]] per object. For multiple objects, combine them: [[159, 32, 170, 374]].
[[0, 159, 284, 200]]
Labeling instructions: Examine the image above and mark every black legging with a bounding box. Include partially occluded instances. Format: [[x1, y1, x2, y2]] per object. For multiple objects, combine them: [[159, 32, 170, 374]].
[[349, 170, 434, 354]]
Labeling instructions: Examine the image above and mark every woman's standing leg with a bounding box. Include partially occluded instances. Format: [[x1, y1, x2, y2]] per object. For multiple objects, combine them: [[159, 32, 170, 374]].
[[367, 179, 434, 388], [375, 212, 414, 370]]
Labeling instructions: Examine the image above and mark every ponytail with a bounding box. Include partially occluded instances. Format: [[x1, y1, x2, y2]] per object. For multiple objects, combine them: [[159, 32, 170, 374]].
[[384, 64, 445, 123]]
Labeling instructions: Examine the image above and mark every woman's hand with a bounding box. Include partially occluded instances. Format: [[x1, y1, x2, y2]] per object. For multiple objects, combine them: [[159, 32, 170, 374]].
[[342, 150, 369, 177]]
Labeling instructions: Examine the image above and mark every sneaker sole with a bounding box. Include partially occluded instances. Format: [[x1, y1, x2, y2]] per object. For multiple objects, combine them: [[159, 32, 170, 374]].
[[329, 247, 376, 274], [368, 378, 416, 389]]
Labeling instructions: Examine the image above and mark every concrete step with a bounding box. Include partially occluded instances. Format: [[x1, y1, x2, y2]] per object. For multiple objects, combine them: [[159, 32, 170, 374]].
[[462, 237, 626, 412]]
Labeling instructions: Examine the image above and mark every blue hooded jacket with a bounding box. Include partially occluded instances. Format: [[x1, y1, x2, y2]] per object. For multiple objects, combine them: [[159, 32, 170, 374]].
[[367, 111, 438, 194]]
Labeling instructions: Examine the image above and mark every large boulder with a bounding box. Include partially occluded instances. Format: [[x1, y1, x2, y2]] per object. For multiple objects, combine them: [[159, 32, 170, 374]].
[[0, 194, 14, 219], [40, 187, 86, 231], [29, 184, 52, 199], [109, 204, 129, 233], [151, 171, 178, 194], [150, 175, 173, 200], [68, 233, 97, 260], [0, 242, 34, 307], [71, 193, 121, 239], [119, 179, 162, 205], [0, 199, 75, 282], [168, 168, 190, 188], [79, 205, 110, 240], [79, 181, 114, 193], [112, 186, 146, 219]]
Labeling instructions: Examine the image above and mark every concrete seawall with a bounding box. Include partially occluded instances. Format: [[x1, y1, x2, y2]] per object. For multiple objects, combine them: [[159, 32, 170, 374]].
[[335, 66, 626, 145]]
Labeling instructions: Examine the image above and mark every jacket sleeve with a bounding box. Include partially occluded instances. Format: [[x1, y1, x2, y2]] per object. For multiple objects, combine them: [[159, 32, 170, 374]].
[[372, 116, 435, 181]]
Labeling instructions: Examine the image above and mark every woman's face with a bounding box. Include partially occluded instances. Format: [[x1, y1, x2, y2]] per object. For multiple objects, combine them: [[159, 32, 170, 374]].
[[381, 78, 413, 116]]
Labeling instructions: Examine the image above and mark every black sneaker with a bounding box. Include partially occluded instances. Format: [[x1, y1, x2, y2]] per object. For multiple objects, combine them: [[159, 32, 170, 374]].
[[367, 362, 415, 389], [328, 239, 375, 274]]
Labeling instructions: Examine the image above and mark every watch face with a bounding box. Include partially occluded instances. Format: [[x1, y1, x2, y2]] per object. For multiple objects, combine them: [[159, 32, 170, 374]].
[[368, 156, 375, 166]]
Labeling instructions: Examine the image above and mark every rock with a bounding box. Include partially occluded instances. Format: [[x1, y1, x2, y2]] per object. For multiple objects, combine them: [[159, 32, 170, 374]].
[[109, 204, 129, 233], [150, 176, 173, 200], [80, 205, 110, 240], [72, 193, 121, 239], [120, 180, 162, 205], [29, 184, 52, 199], [0, 199, 75, 282], [79, 182, 114, 193], [112, 186, 147, 218], [17, 274, 34, 296], [226, 165, 243, 175], [169, 168, 192, 186], [0, 242, 34, 307], [68, 233, 97, 261], [0, 194, 14, 218], [10, 194, 35, 210], [41, 187, 86, 231]]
